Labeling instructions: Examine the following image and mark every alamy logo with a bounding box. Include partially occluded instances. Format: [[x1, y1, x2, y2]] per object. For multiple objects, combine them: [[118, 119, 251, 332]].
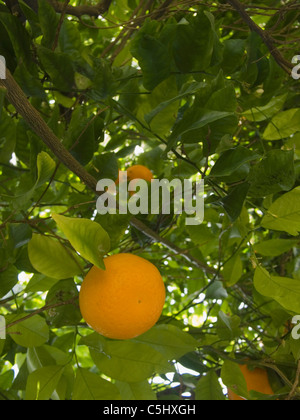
[[291, 315, 300, 340], [0, 316, 5, 340], [0, 55, 6, 80], [292, 55, 300, 80], [96, 172, 204, 226]]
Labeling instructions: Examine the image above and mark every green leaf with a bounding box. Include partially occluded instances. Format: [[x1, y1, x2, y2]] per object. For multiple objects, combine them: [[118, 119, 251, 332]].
[[186, 224, 217, 255], [205, 281, 228, 300], [221, 360, 249, 400], [38, 0, 60, 49], [223, 255, 243, 286], [263, 108, 300, 140], [27, 345, 70, 373], [73, 369, 121, 400], [144, 81, 203, 126], [35, 151, 56, 188], [88, 58, 118, 101], [221, 39, 245, 75], [243, 94, 287, 122], [37, 46, 75, 91], [220, 183, 250, 222], [254, 265, 300, 313], [216, 311, 241, 340], [25, 274, 59, 293], [7, 314, 49, 348], [28, 233, 84, 279], [90, 152, 119, 181], [247, 149, 295, 197], [172, 12, 214, 73], [169, 108, 233, 149], [94, 213, 131, 251], [25, 365, 64, 400], [261, 187, 300, 236], [0, 369, 14, 390], [115, 380, 157, 400], [64, 107, 95, 166], [136, 76, 179, 137], [133, 324, 198, 360], [0, 265, 19, 298], [209, 146, 259, 178], [0, 113, 16, 163], [52, 213, 110, 269], [45, 279, 81, 327], [88, 336, 172, 382], [253, 239, 298, 257], [130, 20, 171, 90], [13, 151, 56, 208], [195, 371, 226, 400], [0, 13, 33, 71], [59, 20, 82, 55]]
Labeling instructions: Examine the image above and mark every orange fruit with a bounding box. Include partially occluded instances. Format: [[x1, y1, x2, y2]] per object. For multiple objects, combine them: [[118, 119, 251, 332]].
[[79, 253, 165, 340], [116, 164, 153, 184], [126, 165, 154, 183], [228, 364, 274, 400], [116, 165, 154, 196]]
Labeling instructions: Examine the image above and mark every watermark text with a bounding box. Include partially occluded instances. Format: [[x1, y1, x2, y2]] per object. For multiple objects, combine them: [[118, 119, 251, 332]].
[[291, 315, 300, 340], [96, 172, 204, 226], [0, 315, 5, 340], [292, 55, 300, 80], [0, 55, 6, 80]]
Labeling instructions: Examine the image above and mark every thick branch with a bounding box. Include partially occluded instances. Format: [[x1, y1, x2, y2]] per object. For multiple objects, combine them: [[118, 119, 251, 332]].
[[0, 70, 97, 192], [0, 70, 216, 276], [227, 0, 293, 74]]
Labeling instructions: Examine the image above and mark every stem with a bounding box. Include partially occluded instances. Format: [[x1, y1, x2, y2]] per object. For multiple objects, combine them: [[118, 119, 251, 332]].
[[226, 0, 293, 74], [6, 297, 79, 330]]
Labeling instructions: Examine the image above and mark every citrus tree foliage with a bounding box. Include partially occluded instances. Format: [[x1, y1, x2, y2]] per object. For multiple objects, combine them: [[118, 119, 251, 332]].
[[1, 0, 300, 400]]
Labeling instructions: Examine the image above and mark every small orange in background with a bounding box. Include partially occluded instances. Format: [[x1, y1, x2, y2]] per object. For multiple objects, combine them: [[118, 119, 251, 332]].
[[126, 165, 154, 183], [79, 253, 165, 340], [116, 165, 154, 196], [228, 364, 274, 400], [116, 164, 154, 184]]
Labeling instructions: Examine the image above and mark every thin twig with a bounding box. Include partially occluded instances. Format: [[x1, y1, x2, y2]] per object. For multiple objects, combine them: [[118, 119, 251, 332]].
[[226, 0, 293, 74]]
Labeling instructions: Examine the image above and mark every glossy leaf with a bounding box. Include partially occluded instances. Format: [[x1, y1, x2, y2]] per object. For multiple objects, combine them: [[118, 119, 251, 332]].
[[263, 108, 300, 140], [89, 338, 172, 383], [28, 233, 84, 279], [254, 265, 300, 314], [221, 360, 249, 400], [25, 365, 64, 400], [7, 314, 49, 348], [210, 146, 259, 178], [253, 239, 298, 257], [133, 324, 198, 360], [195, 371, 226, 400], [73, 369, 121, 400], [52, 213, 110, 269], [261, 187, 300, 236], [247, 149, 295, 197]]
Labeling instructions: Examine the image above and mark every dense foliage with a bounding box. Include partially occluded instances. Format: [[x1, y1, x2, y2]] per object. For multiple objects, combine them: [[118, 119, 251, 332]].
[[1, 0, 300, 400]]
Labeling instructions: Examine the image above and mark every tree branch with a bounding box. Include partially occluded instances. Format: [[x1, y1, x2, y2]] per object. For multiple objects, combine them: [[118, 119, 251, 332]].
[[0, 70, 97, 192], [48, 0, 112, 18], [226, 0, 293, 74], [0, 70, 216, 277], [130, 218, 217, 275]]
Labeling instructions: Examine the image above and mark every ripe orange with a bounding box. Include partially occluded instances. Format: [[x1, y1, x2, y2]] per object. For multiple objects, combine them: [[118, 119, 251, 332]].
[[116, 165, 154, 196], [116, 164, 154, 184], [126, 165, 154, 183], [228, 364, 274, 400], [79, 253, 165, 340]]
